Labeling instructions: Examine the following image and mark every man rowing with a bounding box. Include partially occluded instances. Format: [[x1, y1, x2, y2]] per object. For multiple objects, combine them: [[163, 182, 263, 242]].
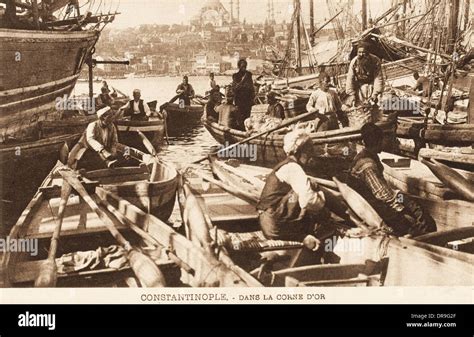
[[118, 89, 152, 121], [169, 75, 195, 106]]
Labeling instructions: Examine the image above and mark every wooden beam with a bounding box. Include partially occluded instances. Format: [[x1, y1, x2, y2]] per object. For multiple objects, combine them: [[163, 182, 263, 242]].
[[469, 76, 474, 124], [361, 0, 367, 30]]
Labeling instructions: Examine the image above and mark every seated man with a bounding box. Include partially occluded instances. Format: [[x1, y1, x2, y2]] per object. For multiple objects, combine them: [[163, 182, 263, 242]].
[[307, 73, 348, 131], [412, 72, 432, 98], [256, 129, 328, 248], [96, 86, 114, 109], [68, 106, 119, 169], [204, 88, 222, 122], [118, 89, 152, 121], [266, 91, 285, 119], [216, 87, 240, 130], [347, 123, 436, 237]]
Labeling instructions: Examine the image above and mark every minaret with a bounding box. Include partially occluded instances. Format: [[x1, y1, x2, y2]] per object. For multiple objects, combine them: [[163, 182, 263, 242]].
[[267, 0, 271, 24], [271, 0, 275, 23], [236, 0, 240, 23]]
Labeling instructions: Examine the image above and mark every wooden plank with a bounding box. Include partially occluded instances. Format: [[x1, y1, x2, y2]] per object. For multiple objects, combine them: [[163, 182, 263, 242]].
[[294, 276, 370, 287], [423, 129, 474, 143], [96, 188, 262, 287], [380, 152, 448, 199], [468, 75, 474, 124], [10, 259, 175, 284], [84, 167, 148, 179], [410, 195, 473, 231], [39, 181, 99, 199], [419, 148, 474, 166], [416, 227, 474, 246]]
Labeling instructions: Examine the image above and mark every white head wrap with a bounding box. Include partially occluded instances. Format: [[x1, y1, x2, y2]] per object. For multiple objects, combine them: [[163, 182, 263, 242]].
[[97, 106, 111, 118], [283, 129, 312, 156]]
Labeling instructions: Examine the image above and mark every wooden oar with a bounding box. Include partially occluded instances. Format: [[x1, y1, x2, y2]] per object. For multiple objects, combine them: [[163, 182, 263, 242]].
[[162, 110, 170, 145], [136, 130, 157, 156], [193, 110, 317, 164], [191, 168, 259, 205], [332, 177, 383, 230], [135, 131, 161, 183], [421, 158, 474, 201], [193, 167, 355, 226], [34, 174, 72, 287], [102, 202, 195, 276], [59, 168, 166, 287]]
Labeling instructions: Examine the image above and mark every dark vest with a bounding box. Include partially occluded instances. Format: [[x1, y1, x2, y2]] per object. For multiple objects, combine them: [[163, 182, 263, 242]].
[[352, 55, 377, 85], [257, 157, 305, 223], [126, 99, 146, 120]]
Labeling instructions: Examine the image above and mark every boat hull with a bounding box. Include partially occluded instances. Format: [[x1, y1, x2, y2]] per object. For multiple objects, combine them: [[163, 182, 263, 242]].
[[0, 29, 99, 142], [116, 119, 165, 151], [203, 115, 397, 177], [163, 103, 204, 135]]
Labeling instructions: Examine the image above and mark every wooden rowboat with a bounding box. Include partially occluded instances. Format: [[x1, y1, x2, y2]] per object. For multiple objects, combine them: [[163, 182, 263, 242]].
[[203, 114, 397, 177], [0, 162, 175, 287], [162, 103, 204, 135], [378, 152, 474, 231], [181, 162, 391, 287], [207, 158, 473, 286], [0, 161, 259, 287], [84, 161, 177, 222], [115, 118, 165, 151]]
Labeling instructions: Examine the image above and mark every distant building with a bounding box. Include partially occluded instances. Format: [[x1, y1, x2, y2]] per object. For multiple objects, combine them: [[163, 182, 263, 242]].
[[193, 51, 222, 75], [134, 63, 150, 74], [95, 56, 128, 77], [191, 0, 230, 27]]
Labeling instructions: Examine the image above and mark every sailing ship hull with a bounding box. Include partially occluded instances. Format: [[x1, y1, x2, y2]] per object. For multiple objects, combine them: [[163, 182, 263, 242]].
[[0, 28, 99, 226], [0, 28, 99, 142]]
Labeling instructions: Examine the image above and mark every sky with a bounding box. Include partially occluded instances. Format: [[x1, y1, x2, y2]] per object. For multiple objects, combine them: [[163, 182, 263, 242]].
[[90, 0, 396, 29]]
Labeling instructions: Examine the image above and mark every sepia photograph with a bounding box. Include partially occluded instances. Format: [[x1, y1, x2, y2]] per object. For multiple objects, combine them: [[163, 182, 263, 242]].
[[0, 0, 472, 315]]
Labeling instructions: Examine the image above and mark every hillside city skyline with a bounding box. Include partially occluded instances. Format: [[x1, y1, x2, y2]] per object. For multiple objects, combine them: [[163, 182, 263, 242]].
[[108, 0, 394, 28]]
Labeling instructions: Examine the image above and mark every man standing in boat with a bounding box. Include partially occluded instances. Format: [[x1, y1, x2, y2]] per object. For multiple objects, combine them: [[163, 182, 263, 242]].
[[169, 75, 195, 106], [118, 89, 152, 121], [256, 129, 328, 248], [306, 72, 349, 131], [204, 88, 222, 123], [215, 86, 239, 130], [232, 59, 255, 130], [345, 41, 383, 107], [347, 123, 436, 237], [68, 106, 120, 169]]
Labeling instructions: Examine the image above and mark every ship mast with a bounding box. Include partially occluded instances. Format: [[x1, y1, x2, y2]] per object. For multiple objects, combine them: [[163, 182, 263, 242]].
[[309, 0, 314, 45], [294, 0, 302, 73], [361, 0, 367, 30], [447, 0, 460, 54]]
